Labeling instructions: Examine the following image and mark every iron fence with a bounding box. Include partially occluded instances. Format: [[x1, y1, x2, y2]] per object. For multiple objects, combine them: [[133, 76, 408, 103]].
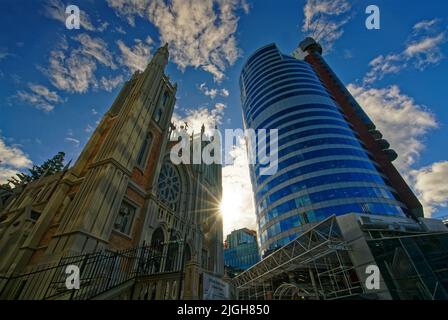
[[0, 245, 165, 300]]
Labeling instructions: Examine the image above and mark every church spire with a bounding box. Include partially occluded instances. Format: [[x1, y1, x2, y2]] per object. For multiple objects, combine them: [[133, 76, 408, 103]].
[[151, 42, 169, 69]]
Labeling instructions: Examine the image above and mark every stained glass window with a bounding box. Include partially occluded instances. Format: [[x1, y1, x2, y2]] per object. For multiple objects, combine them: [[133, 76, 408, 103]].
[[157, 162, 181, 211]]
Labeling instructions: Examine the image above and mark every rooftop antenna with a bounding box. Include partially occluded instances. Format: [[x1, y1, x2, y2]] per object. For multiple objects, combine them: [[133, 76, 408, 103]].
[[313, 13, 330, 42], [310, 12, 323, 39]]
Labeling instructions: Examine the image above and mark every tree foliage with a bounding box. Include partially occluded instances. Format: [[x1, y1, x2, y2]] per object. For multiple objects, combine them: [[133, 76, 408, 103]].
[[1, 152, 66, 190]]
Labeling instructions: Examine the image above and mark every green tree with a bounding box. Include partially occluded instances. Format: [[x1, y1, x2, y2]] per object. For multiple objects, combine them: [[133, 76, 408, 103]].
[[1, 152, 66, 189]]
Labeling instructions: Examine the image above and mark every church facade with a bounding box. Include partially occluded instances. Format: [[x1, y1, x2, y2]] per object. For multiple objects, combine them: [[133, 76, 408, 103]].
[[0, 45, 224, 300]]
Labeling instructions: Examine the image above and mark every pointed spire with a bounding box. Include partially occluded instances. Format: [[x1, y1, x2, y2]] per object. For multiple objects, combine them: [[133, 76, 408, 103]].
[[151, 42, 169, 68]]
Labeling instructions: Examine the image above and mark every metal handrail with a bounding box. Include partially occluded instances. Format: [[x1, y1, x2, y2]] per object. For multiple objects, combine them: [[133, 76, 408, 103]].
[[0, 244, 179, 300]]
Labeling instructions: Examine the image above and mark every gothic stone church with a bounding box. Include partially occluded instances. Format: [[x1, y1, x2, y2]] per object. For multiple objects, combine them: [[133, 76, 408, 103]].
[[0, 45, 224, 300]]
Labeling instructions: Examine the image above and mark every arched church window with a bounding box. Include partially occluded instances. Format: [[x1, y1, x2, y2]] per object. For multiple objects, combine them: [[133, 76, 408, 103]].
[[164, 235, 179, 272], [157, 162, 181, 211], [150, 228, 165, 273], [150, 228, 165, 253], [162, 91, 170, 106], [153, 91, 170, 124], [136, 133, 152, 168], [184, 244, 192, 265]]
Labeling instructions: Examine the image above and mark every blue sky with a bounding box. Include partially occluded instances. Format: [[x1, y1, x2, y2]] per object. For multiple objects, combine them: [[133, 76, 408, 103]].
[[1, 0, 447, 235]]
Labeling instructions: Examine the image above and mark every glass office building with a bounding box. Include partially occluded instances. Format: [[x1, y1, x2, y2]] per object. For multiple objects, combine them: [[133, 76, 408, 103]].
[[240, 43, 411, 254], [224, 229, 260, 272]]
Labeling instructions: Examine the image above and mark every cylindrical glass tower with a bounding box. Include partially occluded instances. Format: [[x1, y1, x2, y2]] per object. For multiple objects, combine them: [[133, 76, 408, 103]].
[[240, 44, 409, 254]]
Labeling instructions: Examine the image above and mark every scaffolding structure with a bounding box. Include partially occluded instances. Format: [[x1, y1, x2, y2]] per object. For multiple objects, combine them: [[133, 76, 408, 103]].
[[232, 215, 364, 300]]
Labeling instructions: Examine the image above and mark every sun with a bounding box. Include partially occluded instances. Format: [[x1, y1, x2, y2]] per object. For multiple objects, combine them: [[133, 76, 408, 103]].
[[220, 188, 244, 224], [220, 200, 237, 220]]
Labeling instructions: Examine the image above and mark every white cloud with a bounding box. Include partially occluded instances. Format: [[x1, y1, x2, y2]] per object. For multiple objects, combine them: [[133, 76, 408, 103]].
[[65, 137, 80, 147], [117, 37, 153, 73], [0, 135, 33, 185], [85, 124, 94, 133], [413, 19, 440, 32], [404, 33, 445, 68], [0, 48, 9, 61], [43, 34, 116, 93], [364, 19, 446, 84], [45, 45, 97, 93], [172, 102, 226, 136], [97, 21, 109, 32], [222, 140, 256, 236], [17, 83, 63, 112], [302, 0, 352, 52], [198, 83, 229, 99], [348, 84, 437, 177], [199, 83, 218, 99], [107, 0, 248, 81], [410, 161, 448, 217], [43, 0, 99, 32], [364, 54, 404, 83], [115, 25, 127, 34], [220, 88, 229, 97], [106, 0, 150, 26], [100, 75, 124, 92], [74, 34, 116, 69]]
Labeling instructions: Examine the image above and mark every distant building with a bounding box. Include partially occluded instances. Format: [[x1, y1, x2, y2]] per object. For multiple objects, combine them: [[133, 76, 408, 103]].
[[224, 228, 260, 275]]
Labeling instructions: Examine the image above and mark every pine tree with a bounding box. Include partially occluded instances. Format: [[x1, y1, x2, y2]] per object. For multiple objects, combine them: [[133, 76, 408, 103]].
[[1, 152, 66, 189]]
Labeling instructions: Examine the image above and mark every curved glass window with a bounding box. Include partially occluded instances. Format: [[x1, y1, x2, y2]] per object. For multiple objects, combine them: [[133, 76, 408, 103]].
[[256, 159, 380, 198], [269, 136, 363, 161], [245, 73, 325, 106], [266, 233, 299, 251], [245, 60, 312, 90], [257, 122, 353, 158], [245, 77, 325, 109], [256, 104, 342, 129], [262, 202, 406, 237], [243, 54, 281, 79], [249, 90, 337, 121], [246, 63, 314, 94], [278, 118, 350, 133], [243, 45, 276, 71], [245, 84, 330, 118], [266, 215, 301, 239], [258, 174, 392, 213], [263, 202, 406, 241], [262, 111, 344, 130], [245, 70, 321, 101], [258, 125, 363, 159], [263, 186, 398, 211], [255, 144, 371, 176]]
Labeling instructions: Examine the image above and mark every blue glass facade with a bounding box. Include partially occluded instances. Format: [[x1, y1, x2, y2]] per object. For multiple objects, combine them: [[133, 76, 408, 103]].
[[240, 44, 409, 254], [224, 229, 260, 271]]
